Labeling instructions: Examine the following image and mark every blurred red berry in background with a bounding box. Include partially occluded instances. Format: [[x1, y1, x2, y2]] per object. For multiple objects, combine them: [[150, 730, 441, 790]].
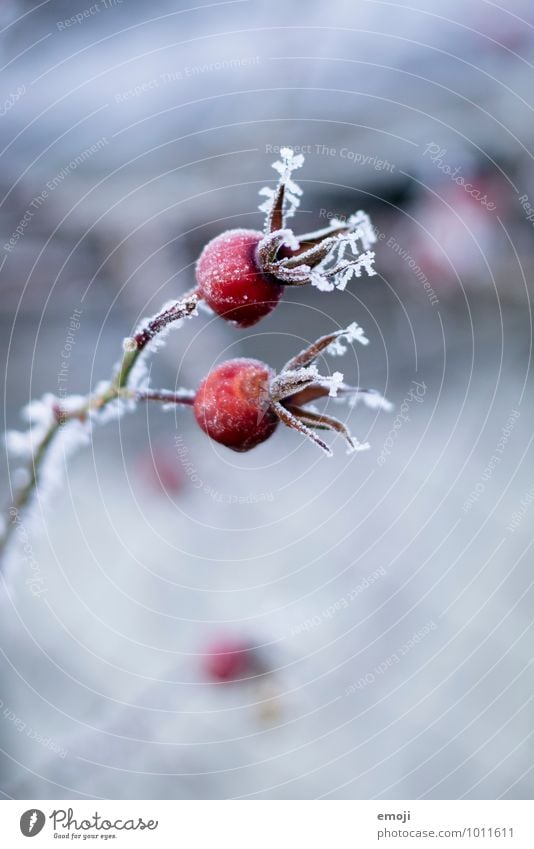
[[135, 446, 184, 496], [203, 637, 256, 682]]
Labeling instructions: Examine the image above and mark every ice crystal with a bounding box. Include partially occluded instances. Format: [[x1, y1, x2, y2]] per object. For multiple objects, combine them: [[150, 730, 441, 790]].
[[346, 438, 371, 455], [5, 389, 93, 520], [122, 336, 137, 352], [326, 322, 369, 355], [346, 389, 393, 412], [309, 244, 377, 293], [258, 146, 304, 226], [6, 394, 58, 460], [327, 371, 344, 397]]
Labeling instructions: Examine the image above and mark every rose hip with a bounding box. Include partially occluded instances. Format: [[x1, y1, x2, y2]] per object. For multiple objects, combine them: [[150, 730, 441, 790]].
[[194, 358, 278, 452], [196, 229, 283, 328], [203, 637, 254, 682]]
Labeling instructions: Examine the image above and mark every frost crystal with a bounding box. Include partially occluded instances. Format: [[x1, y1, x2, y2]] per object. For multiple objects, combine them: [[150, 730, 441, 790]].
[[280, 229, 300, 251], [309, 269, 335, 292], [5, 390, 92, 518], [122, 337, 137, 352], [327, 371, 344, 397], [270, 365, 320, 400], [258, 146, 304, 228], [309, 246, 376, 293], [347, 389, 393, 412], [346, 438, 371, 455], [331, 211, 377, 251], [327, 322, 369, 355], [6, 394, 58, 460]]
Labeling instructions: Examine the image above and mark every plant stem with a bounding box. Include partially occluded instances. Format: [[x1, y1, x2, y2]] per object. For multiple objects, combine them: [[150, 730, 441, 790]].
[[0, 290, 199, 558]]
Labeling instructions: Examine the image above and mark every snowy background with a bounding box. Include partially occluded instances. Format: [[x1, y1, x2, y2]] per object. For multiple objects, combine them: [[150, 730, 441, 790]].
[[0, 0, 533, 799]]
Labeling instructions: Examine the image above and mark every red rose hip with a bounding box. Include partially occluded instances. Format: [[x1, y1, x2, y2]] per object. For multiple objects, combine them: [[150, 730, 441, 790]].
[[203, 637, 254, 682], [196, 229, 283, 328], [194, 358, 278, 452]]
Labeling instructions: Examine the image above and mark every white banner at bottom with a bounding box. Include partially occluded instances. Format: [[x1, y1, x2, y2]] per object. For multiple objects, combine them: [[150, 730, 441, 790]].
[[0, 800, 532, 847]]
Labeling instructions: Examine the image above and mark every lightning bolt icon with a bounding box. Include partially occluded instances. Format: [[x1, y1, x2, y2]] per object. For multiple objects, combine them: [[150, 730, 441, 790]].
[[28, 811, 37, 833]]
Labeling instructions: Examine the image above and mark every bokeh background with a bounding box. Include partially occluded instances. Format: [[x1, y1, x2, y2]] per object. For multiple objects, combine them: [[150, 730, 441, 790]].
[[0, 0, 533, 800]]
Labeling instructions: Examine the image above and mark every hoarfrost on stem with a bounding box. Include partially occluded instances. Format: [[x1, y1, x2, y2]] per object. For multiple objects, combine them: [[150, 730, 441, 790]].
[[326, 321, 369, 355]]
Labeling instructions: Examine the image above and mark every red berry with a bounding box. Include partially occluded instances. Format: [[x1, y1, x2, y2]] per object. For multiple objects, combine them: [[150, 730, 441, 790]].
[[194, 359, 278, 452], [196, 229, 283, 328], [204, 638, 253, 682], [135, 447, 184, 496]]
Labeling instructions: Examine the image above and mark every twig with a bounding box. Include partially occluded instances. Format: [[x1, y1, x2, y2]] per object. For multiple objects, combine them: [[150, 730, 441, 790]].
[[0, 291, 199, 558]]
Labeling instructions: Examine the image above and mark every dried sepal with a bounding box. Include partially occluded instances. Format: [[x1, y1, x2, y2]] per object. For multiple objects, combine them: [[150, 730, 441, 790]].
[[270, 365, 321, 402], [257, 229, 299, 267], [284, 404, 357, 453], [259, 147, 304, 234], [271, 400, 332, 457], [265, 323, 391, 455], [283, 322, 368, 372]]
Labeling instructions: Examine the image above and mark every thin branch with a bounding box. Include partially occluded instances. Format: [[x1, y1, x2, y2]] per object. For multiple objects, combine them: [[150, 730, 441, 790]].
[[0, 291, 199, 558], [134, 389, 195, 406]]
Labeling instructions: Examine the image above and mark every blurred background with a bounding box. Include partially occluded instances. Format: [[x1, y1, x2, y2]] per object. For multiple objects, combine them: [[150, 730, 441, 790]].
[[0, 0, 533, 800]]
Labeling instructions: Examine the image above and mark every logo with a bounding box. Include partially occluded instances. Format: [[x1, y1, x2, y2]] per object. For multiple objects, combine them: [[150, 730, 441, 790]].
[[20, 809, 45, 837]]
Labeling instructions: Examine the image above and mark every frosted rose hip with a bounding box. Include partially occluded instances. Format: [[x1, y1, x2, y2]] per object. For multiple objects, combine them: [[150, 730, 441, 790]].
[[194, 358, 278, 452], [196, 229, 283, 328], [191, 325, 389, 455]]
